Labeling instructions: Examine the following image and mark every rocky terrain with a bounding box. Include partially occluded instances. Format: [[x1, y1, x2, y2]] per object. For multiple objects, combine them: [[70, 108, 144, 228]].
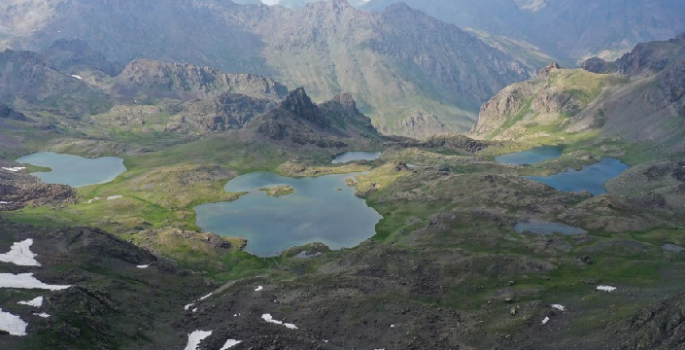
[[470, 35, 685, 161]]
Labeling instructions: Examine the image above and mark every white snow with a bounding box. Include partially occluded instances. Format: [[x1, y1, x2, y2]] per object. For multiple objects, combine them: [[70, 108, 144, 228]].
[[552, 304, 565, 311], [597, 285, 617, 292], [541, 316, 550, 325], [183, 330, 213, 350], [71, 75, 83, 80], [255, 285, 263, 292], [184, 303, 195, 311], [199, 293, 213, 301], [137, 265, 150, 269], [219, 339, 242, 350], [0, 239, 41, 267], [107, 195, 123, 200], [2, 167, 25, 172], [0, 308, 28, 336], [18, 296, 43, 308], [390, 324, 395, 328], [0, 273, 71, 291], [262, 313, 297, 329], [0, 202, 9, 204], [34, 312, 50, 318]]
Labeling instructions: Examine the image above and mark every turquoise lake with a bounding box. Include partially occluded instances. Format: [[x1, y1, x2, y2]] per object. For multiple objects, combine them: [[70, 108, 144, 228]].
[[17, 152, 126, 188], [332, 151, 381, 164], [195, 172, 382, 257], [495, 146, 562, 165], [523, 158, 629, 195]]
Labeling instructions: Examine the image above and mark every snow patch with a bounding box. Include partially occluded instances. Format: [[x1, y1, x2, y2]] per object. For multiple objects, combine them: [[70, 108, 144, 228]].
[[541, 316, 550, 325], [199, 293, 213, 301], [0, 308, 27, 336], [107, 195, 123, 200], [34, 312, 50, 318], [552, 304, 565, 311], [137, 265, 149, 269], [2, 167, 25, 172], [0, 273, 71, 290], [0, 239, 41, 266], [255, 285, 263, 292], [183, 330, 213, 350], [184, 303, 195, 311], [262, 313, 297, 329], [220, 339, 242, 350], [18, 296, 43, 308], [597, 285, 617, 292], [71, 75, 82, 80]]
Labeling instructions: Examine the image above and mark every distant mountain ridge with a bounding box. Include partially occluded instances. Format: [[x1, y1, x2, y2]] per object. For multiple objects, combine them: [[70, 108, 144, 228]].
[[0, 0, 531, 136], [363, 0, 685, 63]]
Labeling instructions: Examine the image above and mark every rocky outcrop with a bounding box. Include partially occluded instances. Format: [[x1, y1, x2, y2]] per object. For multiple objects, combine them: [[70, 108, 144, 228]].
[[280, 87, 326, 128], [243, 88, 378, 148], [183, 93, 278, 132], [621, 292, 685, 350], [385, 134, 492, 153], [659, 58, 685, 115], [0, 102, 27, 121], [112, 59, 288, 101], [0, 161, 76, 210]]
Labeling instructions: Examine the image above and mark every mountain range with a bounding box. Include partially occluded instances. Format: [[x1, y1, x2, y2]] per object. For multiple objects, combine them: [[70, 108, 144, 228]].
[[0, 0, 531, 136]]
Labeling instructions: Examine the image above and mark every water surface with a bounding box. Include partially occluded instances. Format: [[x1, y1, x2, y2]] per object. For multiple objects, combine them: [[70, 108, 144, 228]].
[[495, 146, 562, 165], [332, 152, 381, 164], [195, 172, 382, 257], [523, 158, 629, 195], [17, 152, 126, 188]]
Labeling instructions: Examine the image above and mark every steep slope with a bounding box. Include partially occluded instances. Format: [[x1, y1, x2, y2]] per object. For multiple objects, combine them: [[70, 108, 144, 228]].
[[0, 0, 530, 136], [241, 87, 379, 148], [471, 36, 685, 159], [364, 0, 685, 63]]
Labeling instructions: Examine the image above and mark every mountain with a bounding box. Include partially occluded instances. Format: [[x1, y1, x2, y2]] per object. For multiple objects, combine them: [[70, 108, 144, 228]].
[[471, 35, 685, 159], [111, 59, 288, 102], [0, 0, 530, 136], [241, 87, 380, 148], [363, 0, 685, 63]]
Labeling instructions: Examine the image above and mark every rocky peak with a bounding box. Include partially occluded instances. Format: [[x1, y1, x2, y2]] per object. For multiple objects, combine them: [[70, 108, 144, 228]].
[[332, 93, 359, 115], [538, 62, 561, 78], [280, 87, 327, 128]]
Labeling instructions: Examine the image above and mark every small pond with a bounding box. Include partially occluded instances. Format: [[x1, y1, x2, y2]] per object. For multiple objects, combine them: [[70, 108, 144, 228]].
[[523, 158, 629, 195], [332, 151, 381, 164], [515, 221, 587, 235], [16, 152, 126, 188], [495, 146, 562, 165], [662, 244, 685, 253], [195, 172, 382, 257]]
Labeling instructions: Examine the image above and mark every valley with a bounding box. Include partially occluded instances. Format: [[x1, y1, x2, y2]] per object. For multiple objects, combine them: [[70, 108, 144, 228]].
[[0, 1, 685, 349]]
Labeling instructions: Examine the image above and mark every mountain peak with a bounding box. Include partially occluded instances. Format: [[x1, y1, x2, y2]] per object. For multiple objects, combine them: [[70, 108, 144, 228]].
[[281, 87, 325, 127]]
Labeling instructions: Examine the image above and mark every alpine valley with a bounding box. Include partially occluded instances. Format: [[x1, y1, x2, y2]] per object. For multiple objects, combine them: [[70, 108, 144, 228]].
[[0, 1, 685, 350]]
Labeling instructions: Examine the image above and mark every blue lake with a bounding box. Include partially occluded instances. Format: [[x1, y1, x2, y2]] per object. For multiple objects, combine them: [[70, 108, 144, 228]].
[[195, 172, 382, 257], [495, 146, 562, 165], [515, 221, 587, 235], [17, 152, 126, 188], [523, 158, 629, 195], [332, 151, 381, 164]]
